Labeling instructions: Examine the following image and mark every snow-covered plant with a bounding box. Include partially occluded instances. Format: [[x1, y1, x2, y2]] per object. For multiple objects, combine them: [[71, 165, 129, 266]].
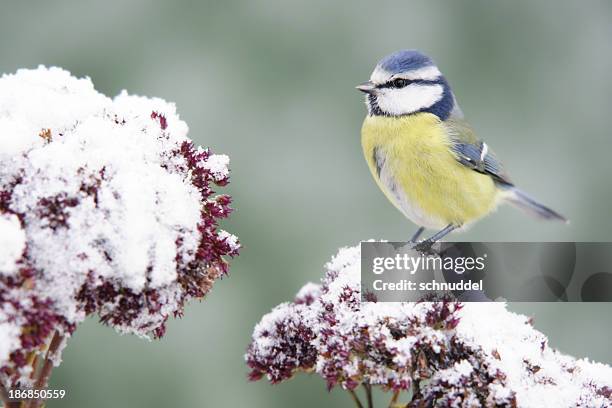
[[0, 67, 239, 403], [246, 244, 612, 408]]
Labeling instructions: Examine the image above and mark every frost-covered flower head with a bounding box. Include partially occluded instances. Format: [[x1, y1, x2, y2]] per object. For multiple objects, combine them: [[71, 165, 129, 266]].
[[0, 67, 239, 386], [247, 244, 612, 407]]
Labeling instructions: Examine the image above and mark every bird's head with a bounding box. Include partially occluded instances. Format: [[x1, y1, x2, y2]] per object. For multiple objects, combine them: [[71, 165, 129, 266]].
[[357, 50, 457, 120]]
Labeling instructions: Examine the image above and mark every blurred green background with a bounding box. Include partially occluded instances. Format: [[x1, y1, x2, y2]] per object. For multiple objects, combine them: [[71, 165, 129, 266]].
[[1, 1, 611, 407]]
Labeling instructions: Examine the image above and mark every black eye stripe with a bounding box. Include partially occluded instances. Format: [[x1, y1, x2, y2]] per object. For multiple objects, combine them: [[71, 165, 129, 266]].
[[377, 78, 441, 89], [378, 78, 411, 89]]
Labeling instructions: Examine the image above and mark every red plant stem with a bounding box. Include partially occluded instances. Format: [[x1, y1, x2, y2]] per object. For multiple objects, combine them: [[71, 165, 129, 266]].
[[363, 383, 374, 408], [348, 389, 365, 408], [0, 382, 9, 405], [388, 390, 400, 407], [411, 379, 420, 401], [0, 382, 20, 408], [26, 331, 64, 408]]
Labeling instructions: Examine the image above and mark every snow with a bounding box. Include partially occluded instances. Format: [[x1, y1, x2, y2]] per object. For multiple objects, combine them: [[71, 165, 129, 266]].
[[0, 322, 21, 366], [248, 243, 612, 407], [0, 66, 238, 386], [459, 302, 612, 407], [218, 229, 240, 253], [433, 359, 474, 385], [0, 67, 205, 321], [0, 67, 108, 158], [0, 214, 26, 275], [294, 282, 321, 302], [201, 154, 230, 181]]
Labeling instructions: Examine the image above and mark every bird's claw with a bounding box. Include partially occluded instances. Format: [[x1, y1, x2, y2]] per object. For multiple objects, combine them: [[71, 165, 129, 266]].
[[412, 240, 436, 255]]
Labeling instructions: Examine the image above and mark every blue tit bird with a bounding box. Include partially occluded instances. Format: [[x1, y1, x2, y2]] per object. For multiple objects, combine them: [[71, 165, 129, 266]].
[[357, 50, 567, 246]]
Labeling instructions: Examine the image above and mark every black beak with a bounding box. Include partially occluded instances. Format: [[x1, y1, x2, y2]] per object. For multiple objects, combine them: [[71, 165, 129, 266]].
[[356, 81, 376, 94]]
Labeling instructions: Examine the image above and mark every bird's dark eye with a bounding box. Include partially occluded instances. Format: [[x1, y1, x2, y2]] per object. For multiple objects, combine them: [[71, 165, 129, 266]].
[[392, 78, 410, 88]]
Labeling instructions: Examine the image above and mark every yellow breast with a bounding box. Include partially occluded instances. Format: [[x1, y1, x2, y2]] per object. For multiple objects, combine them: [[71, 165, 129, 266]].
[[361, 113, 499, 228]]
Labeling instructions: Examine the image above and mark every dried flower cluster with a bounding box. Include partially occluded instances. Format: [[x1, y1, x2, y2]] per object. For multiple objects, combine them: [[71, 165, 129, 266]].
[[246, 244, 612, 407], [0, 67, 239, 388]]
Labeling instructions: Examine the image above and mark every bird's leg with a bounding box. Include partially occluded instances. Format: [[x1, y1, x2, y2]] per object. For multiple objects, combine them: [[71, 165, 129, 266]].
[[413, 224, 457, 253], [409, 227, 425, 243], [426, 224, 458, 242]]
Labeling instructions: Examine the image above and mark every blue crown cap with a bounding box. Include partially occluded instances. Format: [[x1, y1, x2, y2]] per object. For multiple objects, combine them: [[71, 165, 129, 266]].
[[378, 50, 434, 74]]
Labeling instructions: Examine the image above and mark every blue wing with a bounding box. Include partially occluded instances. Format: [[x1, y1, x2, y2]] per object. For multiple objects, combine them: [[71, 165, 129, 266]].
[[444, 117, 513, 186]]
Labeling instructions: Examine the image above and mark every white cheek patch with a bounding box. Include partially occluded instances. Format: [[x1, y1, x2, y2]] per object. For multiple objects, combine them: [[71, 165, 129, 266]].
[[376, 84, 443, 116]]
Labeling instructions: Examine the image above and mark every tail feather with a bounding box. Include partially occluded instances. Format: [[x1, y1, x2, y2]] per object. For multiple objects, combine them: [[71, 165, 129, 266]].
[[502, 187, 568, 223]]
